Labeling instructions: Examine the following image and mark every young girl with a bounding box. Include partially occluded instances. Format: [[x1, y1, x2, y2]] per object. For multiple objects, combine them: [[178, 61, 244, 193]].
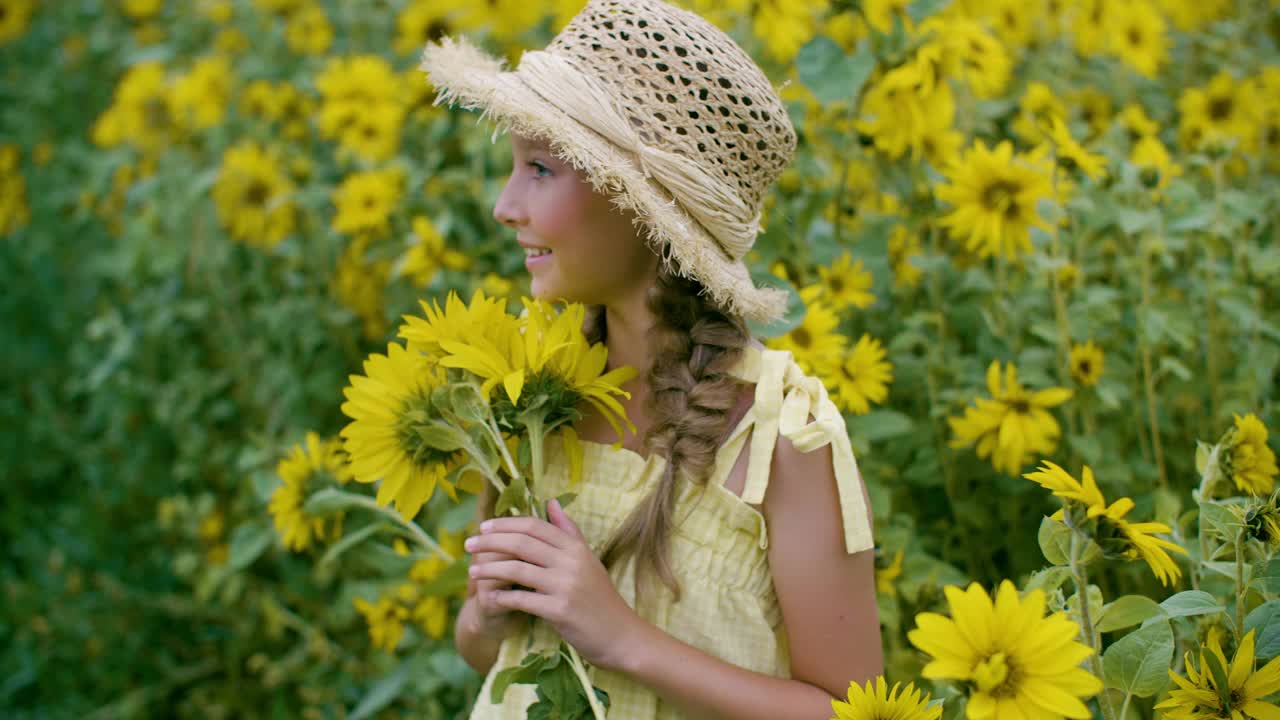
[[420, 1, 881, 717]]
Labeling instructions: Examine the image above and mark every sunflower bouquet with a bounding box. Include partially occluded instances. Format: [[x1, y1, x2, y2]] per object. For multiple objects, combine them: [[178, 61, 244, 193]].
[[339, 289, 635, 719]]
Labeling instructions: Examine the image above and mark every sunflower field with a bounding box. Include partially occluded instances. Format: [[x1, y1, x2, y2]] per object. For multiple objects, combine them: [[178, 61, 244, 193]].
[[4, 0, 1280, 718]]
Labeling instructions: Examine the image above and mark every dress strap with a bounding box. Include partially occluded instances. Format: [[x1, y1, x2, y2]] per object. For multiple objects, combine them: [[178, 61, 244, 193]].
[[740, 349, 875, 555]]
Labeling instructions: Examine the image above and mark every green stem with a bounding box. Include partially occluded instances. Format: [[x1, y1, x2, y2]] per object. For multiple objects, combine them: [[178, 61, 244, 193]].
[[564, 643, 607, 720], [1069, 532, 1117, 720], [1193, 454, 1218, 592], [1205, 160, 1226, 430], [1137, 232, 1168, 490], [1235, 528, 1246, 641], [348, 496, 454, 563]]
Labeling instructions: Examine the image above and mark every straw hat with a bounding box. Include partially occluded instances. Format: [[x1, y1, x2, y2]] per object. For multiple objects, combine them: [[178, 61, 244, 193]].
[[419, 0, 796, 324]]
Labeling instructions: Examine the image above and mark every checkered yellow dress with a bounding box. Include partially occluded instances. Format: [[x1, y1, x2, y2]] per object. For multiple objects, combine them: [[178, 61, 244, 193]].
[[467, 345, 875, 719]]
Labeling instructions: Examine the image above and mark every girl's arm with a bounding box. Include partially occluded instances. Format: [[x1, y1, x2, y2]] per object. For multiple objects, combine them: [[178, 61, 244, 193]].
[[467, 438, 881, 720], [612, 436, 882, 719]]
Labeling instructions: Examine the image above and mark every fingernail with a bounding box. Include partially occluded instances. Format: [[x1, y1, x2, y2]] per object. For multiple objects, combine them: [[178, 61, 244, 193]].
[[464, 537, 477, 551], [480, 520, 493, 532], [468, 565, 479, 576]]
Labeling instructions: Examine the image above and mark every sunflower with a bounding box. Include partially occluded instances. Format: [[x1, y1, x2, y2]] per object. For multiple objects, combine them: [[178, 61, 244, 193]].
[[168, 55, 232, 134], [1044, 117, 1108, 183], [831, 676, 941, 720], [1013, 83, 1067, 146], [338, 101, 405, 163], [120, 0, 163, 21], [399, 215, 471, 287], [1106, 1, 1168, 78], [353, 595, 409, 652], [1070, 87, 1112, 140], [936, 140, 1056, 261], [398, 288, 514, 361], [316, 55, 402, 140], [1068, 341, 1103, 387], [0, 146, 29, 236], [333, 237, 391, 340], [393, 0, 458, 56], [907, 579, 1102, 720], [268, 432, 352, 551], [91, 62, 175, 153], [1024, 461, 1188, 586], [816, 252, 875, 312], [332, 167, 404, 236], [1130, 136, 1182, 197], [922, 17, 1011, 100], [1071, 0, 1109, 57], [435, 298, 638, 440], [832, 334, 893, 416], [1178, 72, 1259, 153], [0, 0, 35, 45], [1120, 103, 1160, 139], [1155, 628, 1280, 720], [1225, 413, 1279, 496], [888, 225, 924, 289], [340, 342, 470, 520], [948, 361, 1073, 476], [213, 142, 297, 249], [766, 287, 848, 377], [284, 4, 332, 55], [876, 549, 904, 596], [857, 45, 955, 161]]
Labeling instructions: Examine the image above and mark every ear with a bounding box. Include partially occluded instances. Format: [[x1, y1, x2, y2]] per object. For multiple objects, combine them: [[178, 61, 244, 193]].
[[547, 499, 584, 540]]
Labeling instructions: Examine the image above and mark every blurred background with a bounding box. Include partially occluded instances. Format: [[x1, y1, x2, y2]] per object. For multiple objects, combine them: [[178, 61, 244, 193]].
[[2, 0, 1277, 718]]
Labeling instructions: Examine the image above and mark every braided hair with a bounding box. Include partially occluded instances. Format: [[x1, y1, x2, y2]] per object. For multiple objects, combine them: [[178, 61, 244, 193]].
[[591, 265, 753, 602]]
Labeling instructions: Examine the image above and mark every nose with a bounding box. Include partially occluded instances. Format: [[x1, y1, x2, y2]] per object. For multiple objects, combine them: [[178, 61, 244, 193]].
[[492, 174, 525, 229]]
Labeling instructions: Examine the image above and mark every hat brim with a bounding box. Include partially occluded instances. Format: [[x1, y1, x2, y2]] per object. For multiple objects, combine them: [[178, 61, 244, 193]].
[[420, 36, 789, 324]]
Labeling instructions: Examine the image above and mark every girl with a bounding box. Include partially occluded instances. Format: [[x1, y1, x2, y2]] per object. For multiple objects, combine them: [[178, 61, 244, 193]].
[[421, 1, 881, 717]]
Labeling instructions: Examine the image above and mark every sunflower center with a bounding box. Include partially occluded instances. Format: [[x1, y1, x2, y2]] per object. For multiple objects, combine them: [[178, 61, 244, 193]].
[[1007, 397, 1031, 414], [790, 327, 813, 349], [974, 652, 1015, 696], [244, 180, 271, 206], [423, 19, 450, 43], [828, 275, 845, 293], [143, 96, 171, 132], [1126, 27, 1141, 48], [981, 179, 1022, 219], [1208, 96, 1233, 122]]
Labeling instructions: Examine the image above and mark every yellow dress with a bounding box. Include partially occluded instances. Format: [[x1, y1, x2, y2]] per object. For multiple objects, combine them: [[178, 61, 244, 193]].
[[467, 345, 875, 719]]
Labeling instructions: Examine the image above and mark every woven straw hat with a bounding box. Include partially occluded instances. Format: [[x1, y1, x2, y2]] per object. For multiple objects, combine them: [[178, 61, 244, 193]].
[[420, 0, 797, 324]]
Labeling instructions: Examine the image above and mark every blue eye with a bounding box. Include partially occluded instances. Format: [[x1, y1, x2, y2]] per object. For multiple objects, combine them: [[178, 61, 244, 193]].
[[527, 161, 551, 178]]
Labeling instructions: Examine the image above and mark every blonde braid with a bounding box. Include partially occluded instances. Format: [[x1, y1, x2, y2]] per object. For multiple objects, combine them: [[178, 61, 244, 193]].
[[596, 266, 751, 601]]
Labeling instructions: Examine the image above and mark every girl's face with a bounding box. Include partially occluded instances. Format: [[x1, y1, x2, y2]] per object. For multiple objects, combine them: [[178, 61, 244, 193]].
[[492, 133, 658, 307]]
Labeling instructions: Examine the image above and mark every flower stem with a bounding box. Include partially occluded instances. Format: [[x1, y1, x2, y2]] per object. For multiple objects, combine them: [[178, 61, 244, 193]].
[[1137, 232, 1168, 489], [564, 642, 607, 720], [1068, 532, 1116, 720], [1235, 527, 1246, 641], [348, 496, 454, 563]]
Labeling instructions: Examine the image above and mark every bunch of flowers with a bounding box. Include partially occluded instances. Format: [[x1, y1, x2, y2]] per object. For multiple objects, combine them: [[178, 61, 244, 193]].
[[335, 289, 637, 718]]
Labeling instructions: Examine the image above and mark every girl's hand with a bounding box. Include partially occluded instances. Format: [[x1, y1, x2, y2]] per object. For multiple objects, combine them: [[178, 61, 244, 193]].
[[464, 546, 526, 642], [465, 499, 643, 671]]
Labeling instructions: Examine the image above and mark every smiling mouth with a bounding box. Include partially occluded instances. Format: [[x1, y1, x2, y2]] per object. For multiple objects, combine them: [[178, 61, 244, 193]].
[[524, 247, 552, 258]]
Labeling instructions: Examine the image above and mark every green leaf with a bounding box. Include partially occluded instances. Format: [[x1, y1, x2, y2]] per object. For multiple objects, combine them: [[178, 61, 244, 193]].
[[1158, 590, 1224, 620], [554, 492, 578, 509], [418, 560, 469, 597], [1024, 566, 1071, 594], [1038, 515, 1073, 566], [1102, 619, 1174, 697], [1200, 641, 1233, 709], [907, 0, 951, 21], [1244, 601, 1280, 661], [349, 664, 409, 720], [848, 409, 915, 443], [494, 476, 529, 517], [1200, 502, 1240, 540], [1252, 559, 1280, 594], [796, 37, 876, 105], [449, 383, 490, 424], [318, 522, 390, 569], [227, 522, 273, 571], [1097, 595, 1163, 632], [490, 650, 552, 705], [303, 488, 370, 517], [415, 423, 469, 452]]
